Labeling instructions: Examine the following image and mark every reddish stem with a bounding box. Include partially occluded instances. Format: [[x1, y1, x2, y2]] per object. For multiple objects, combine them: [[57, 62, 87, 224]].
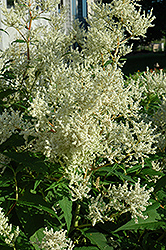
[[6, 202, 17, 217]]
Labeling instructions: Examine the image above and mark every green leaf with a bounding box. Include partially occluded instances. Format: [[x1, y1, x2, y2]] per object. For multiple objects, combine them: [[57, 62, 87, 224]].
[[45, 182, 59, 191], [17, 192, 61, 223], [17, 199, 60, 220], [11, 39, 26, 44], [4, 151, 49, 173], [103, 60, 113, 67], [0, 89, 16, 100], [30, 180, 42, 194], [96, 166, 113, 173], [30, 228, 44, 250], [114, 170, 135, 183], [45, 182, 70, 194], [82, 229, 113, 250], [59, 197, 72, 231], [141, 168, 164, 177], [96, 163, 118, 174], [0, 134, 25, 152], [74, 247, 99, 250], [120, 58, 127, 61], [126, 164, 142, 174], [155, 176, 166, 192], [114, 201, 165, 232]]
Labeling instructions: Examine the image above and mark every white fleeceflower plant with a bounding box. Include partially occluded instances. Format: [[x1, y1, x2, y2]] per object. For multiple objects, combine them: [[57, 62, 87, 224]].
[[38, 228, 74, 250], [0, 207, 20, 247], [0, 0, 160, 240]]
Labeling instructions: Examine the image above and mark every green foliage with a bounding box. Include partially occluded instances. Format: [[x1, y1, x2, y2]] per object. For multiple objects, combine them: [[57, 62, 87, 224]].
[[81, 228, 113, 250], [30, 228, 45, 250], [59, 197, 72, 232]]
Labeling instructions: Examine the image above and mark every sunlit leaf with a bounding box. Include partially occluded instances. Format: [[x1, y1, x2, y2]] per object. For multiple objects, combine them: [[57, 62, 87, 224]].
[[59, 197, 72, 231]]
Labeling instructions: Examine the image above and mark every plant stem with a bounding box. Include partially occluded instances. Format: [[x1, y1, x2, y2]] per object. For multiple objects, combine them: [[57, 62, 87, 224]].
[[68, 203, 81, 234], [75, 223, 92, 229], [27, 0, 32, 60], [74, 203, 81, 227], [14, 172, 19, 201]]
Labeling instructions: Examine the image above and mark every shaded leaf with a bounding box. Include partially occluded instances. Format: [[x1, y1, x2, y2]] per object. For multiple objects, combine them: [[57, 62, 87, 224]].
[[155, 176, 166, 192], [0, 134, 25, 152], [4, 151, 48, 173], [34, 16, 51, 21], [17, 192, 61, 223], [0, 89, 16, 100], [17, 200, 59, 218], [16, 229, 34, 249], [16, 206, 44, 237]]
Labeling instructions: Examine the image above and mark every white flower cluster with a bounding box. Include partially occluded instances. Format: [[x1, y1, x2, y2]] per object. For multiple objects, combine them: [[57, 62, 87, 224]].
[[88, 178, 154, 225], [27, 62, 158, 171], [146, 160, 165, 183], [66, 168, 91, 201], [37, 228, 74, 250], [107, 178, 154, 223], [88, 194, 112, 226], [140, 68, 166, 97], [151, 160, 163, 172], [75, 0, 155, 65], [1, 0, 59, 29], [0, 109, 24, 145], [0, 0, 73, 99], [0, 207, 20, 247], [0, 108, 34, 153]]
